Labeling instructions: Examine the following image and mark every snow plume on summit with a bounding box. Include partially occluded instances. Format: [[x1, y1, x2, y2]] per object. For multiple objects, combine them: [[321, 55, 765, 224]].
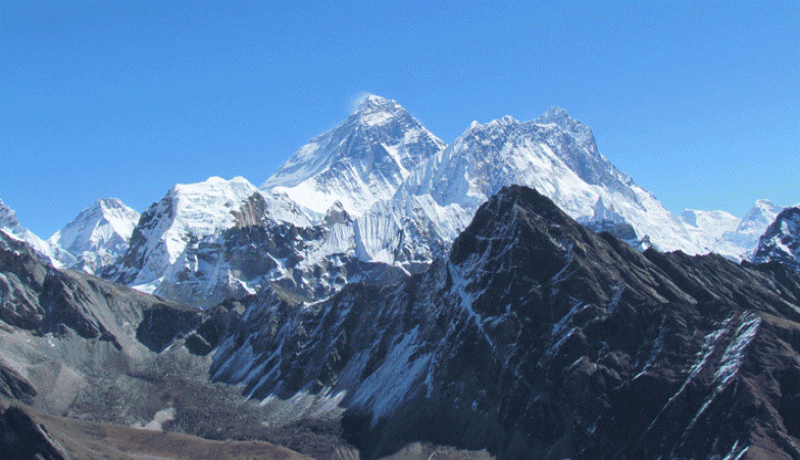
[[261, 95, 446, 217], [49, 198, 140, 273]]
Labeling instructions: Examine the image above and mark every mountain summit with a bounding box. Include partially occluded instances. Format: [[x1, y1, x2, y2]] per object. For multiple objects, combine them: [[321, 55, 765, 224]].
[[752, 205, 800, 271], [396, 106, 699, 253], [261, 95, 446, 216], [49, 198, 140, 273]]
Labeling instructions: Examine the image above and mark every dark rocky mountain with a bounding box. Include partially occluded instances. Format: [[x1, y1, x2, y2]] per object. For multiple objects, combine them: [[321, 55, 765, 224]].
[[209, 185, 800, 459], [753, 206, 800, 273]]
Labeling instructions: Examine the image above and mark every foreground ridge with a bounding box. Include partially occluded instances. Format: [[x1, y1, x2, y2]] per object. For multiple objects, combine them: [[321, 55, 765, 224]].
[[210, 185, 800, 459]]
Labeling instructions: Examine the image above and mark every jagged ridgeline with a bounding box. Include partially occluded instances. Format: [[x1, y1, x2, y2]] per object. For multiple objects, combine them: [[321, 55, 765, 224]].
[[84, 97, 783, 310], [13, 96, 790, 312]]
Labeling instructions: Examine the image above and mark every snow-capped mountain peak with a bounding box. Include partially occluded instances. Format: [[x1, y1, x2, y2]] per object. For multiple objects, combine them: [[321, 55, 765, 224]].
[[534, 106, 593, 141], [708, 199, 785, 259], [676, 199, 786, 261], [398, 107, 701, 253], [49, 198, 140, 273], [105, 176, 265, 292], [262, 95, 446, 217], [535, 106, 572, 126], [737, 199, 783, 235]]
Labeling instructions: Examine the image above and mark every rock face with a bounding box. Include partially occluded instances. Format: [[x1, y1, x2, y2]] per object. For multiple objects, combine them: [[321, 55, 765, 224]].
[[753, 206, 800, 272], [210, 185, 800, 459], [48, 198, 140, 274], [0, 230, 204, 425], [104, 179, 417, 308], [3, 184, 800, 459], [0, 231, 356, 459]]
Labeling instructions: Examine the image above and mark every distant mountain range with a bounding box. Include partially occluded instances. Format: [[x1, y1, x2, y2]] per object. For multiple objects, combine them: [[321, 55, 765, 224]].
[[4, 95, 790, 308], [1, 96, 799, 459]]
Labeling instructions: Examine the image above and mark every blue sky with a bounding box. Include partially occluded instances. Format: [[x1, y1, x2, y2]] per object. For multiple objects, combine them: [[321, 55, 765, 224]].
[[1, 1, 798, 237]]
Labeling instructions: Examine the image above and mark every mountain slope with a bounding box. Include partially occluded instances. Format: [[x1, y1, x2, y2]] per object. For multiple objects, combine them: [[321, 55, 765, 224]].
[[679, 200, 788, 261], [720, 199, 786, 258], [262, 95, 446, 217], [679, 208, 740, 252], [209, 185, 800, 459], [0, 229, 201, 413], [101, 98, 790, 310], [49, 198, 140, 274]]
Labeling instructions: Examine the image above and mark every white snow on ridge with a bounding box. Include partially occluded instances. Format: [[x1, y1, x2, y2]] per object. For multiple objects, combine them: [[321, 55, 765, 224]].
[[124, 176, 262, 289], [722, 200, 785, 256], [678, 200, 786, 261], [394, 111, 703, 254], [98, 96, 794, 305], [680, 209, 740, 241], [162, 177, 257, 257]]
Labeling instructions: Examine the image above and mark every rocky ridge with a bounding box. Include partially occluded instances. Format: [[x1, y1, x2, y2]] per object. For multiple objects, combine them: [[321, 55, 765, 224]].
[[208, 185, 800, 459], [0, 198, 68, 268], [2, 185, 800, 459], [0, 228, 359, 459]]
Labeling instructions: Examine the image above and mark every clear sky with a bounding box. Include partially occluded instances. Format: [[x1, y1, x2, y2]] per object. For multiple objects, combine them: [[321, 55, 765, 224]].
[[2, 1, 798, 237]]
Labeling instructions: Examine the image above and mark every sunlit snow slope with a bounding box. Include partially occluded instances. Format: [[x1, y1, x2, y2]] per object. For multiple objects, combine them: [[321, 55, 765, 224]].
[[49, 198, 140, 273]]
